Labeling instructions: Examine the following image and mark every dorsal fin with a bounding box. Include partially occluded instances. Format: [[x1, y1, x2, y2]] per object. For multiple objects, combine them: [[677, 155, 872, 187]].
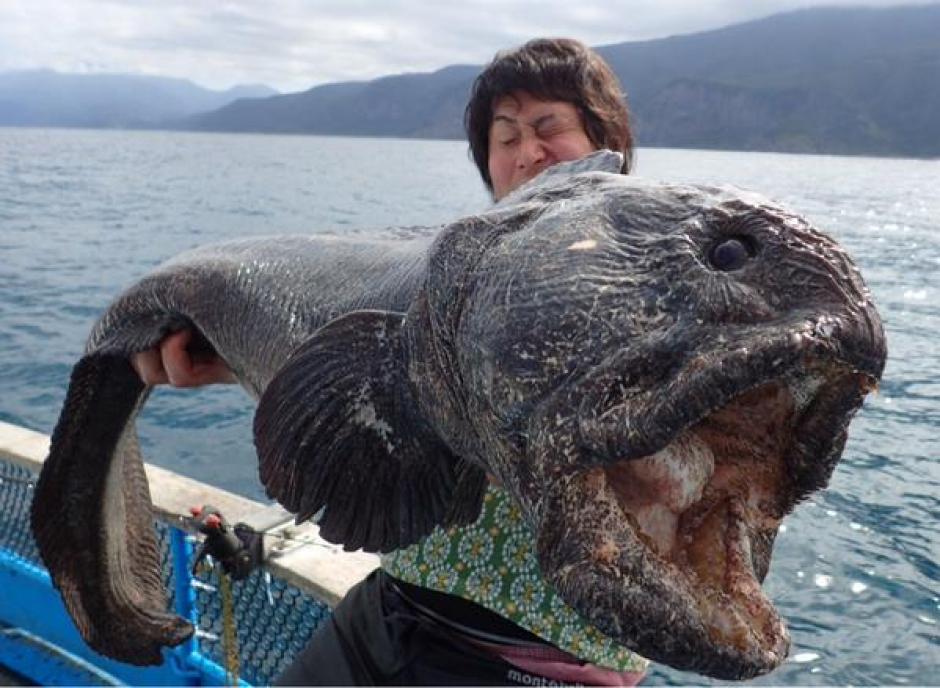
[[497, 149, 625, 206]]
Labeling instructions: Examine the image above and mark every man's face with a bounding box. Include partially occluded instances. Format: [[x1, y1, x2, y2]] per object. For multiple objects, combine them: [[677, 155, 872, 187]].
[[487, 91, 597, 200]]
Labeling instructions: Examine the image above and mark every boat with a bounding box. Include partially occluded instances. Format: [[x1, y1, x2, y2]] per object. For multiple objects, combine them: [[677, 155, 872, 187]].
[[0, 419, 378, 686]]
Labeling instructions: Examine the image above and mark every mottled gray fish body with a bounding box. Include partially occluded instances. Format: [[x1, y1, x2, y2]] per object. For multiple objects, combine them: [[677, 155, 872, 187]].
[[30, 233, 435, 664], [88, 235, 429, 396], [31, 152, 886, 679]]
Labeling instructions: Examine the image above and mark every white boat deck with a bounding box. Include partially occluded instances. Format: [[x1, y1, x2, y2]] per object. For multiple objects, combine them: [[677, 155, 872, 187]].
[[0, 419, 379, 607]]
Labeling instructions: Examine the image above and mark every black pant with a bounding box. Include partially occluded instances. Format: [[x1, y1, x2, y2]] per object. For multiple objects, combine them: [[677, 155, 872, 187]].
[[275, 570, 581, 686]]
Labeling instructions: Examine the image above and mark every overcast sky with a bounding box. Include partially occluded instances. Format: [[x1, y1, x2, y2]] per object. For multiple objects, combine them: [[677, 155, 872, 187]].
[[0, 0, 927, 93]]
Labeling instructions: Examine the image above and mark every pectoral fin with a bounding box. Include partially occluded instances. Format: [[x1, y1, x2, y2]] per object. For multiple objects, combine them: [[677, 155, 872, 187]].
[[254, 310, 485, 553]]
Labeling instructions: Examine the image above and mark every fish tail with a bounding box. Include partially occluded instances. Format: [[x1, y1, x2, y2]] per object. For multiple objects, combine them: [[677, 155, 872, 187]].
[[30, 352, 193, 665]]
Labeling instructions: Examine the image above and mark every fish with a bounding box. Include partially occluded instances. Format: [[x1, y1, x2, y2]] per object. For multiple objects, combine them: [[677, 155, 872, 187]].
[[30, 152, 886, 679]]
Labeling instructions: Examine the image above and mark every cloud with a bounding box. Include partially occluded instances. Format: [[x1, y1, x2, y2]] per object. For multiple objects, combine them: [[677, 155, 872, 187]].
[[0, 0, 926, 92]]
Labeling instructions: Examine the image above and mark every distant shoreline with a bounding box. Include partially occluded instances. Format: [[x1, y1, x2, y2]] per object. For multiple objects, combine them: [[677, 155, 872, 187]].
[[4, 124, 937, 162]]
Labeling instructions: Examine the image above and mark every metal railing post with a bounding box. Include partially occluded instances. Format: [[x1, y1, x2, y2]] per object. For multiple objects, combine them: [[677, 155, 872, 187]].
[[169, 527, 201, 684]]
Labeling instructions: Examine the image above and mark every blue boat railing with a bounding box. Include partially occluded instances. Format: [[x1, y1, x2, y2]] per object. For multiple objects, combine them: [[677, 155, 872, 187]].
[[0, 420, 379, 686]]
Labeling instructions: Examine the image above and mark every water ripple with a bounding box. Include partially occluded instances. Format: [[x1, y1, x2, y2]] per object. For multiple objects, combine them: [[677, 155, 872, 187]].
[[2, 130, 937, 686]]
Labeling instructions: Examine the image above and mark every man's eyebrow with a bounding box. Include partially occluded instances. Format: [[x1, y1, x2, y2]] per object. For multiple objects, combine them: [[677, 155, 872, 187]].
[[492, 114, 518, 125]]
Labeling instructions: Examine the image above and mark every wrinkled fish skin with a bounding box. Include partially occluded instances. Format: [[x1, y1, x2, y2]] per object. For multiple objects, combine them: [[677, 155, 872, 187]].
[[31, 155, 885, 678]]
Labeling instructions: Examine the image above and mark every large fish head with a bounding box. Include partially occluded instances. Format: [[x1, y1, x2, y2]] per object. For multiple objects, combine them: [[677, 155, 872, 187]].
[[415, 170, 886, 679]]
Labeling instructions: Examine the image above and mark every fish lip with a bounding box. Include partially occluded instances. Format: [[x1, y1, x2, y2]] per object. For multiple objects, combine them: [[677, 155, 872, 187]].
[[535, 471, 791, 680], [573, 317, 884, 467]]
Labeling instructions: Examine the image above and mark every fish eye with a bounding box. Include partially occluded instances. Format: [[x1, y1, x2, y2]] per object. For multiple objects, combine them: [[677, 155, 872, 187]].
[[708, 236, 753, 272]]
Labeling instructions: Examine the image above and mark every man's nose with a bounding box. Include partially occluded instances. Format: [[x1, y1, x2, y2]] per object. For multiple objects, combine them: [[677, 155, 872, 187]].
[[517, 132, 547, 169]]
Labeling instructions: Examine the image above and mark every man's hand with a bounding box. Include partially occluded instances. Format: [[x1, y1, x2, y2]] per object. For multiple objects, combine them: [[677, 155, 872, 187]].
[[132, 330, 236, 387]]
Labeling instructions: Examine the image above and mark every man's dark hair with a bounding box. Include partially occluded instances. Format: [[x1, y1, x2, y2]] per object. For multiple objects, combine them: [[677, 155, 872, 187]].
[[465, 38, 634, 190]]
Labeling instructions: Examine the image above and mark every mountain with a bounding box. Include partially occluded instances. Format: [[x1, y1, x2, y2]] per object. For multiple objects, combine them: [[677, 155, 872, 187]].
[[595, 5, 940, 157], [185, 4, 940, 157], [182, 64, 478, 138], [0, 70, 277, 128]]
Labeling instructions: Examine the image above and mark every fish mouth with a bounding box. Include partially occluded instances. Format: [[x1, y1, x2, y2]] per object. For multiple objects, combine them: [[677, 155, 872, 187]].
[[528, 320, 883, 679]]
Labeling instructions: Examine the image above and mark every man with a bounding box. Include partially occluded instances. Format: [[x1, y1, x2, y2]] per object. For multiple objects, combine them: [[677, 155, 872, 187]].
[[466, 37, 632, 201], [137, 38, 646, 686]]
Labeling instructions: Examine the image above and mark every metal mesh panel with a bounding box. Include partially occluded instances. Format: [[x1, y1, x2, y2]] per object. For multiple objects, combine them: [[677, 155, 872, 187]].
[[191, 562, 332, 686], [156, 522, 178, 612], [0, 461, 40, 564], [1, 458, 334, 686]]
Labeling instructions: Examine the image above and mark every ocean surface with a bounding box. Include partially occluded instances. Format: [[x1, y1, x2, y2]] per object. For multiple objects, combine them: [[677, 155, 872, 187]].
[[1, 127, 937, 685]]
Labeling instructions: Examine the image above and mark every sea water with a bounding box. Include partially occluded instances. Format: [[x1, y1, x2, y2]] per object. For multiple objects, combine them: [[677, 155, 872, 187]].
[[1, 128, 937, 685]]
